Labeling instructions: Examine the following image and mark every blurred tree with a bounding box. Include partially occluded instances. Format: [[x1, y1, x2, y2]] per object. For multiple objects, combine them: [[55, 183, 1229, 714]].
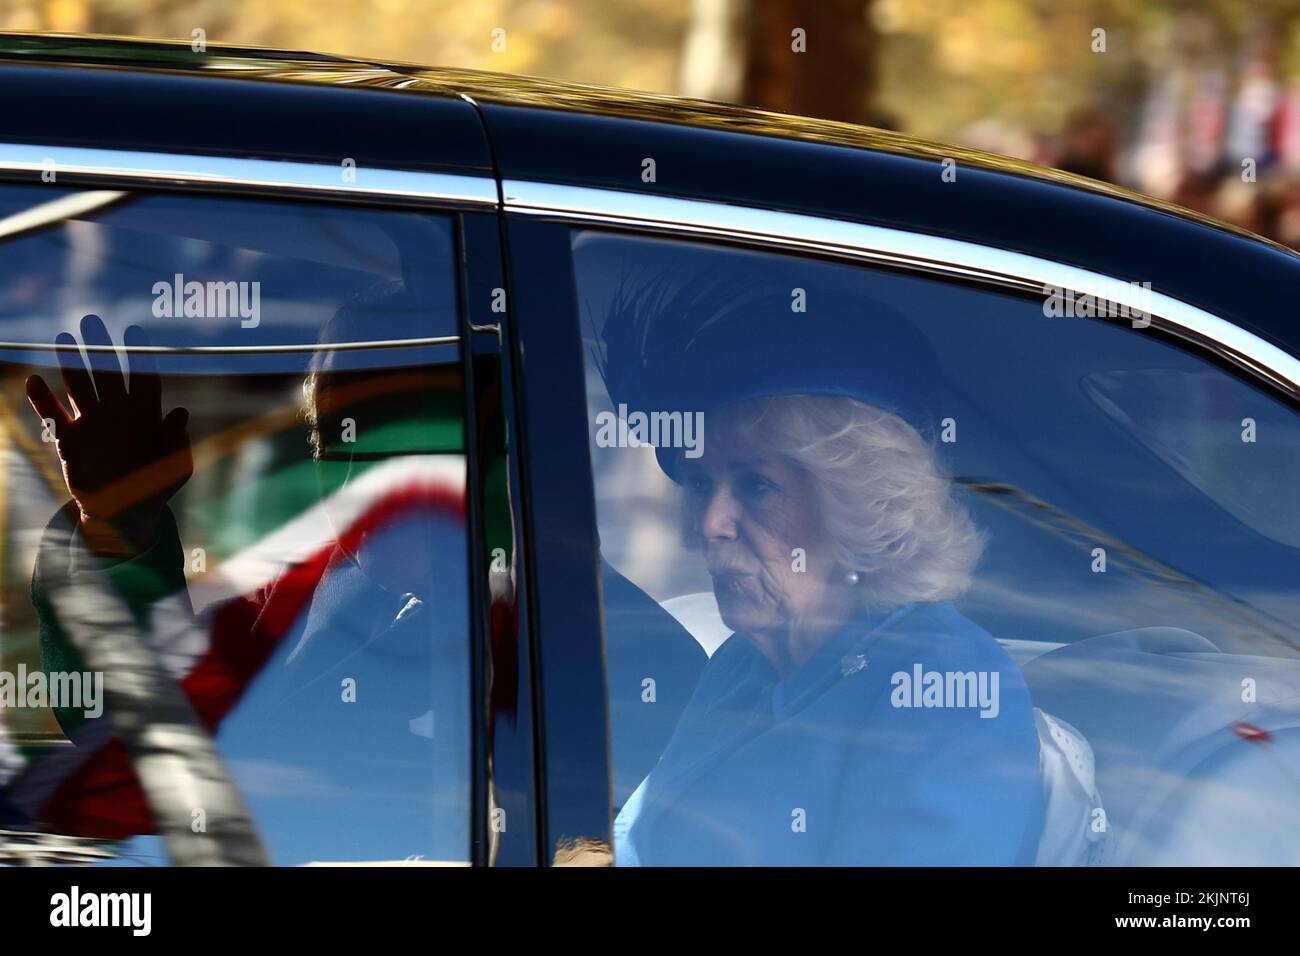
[[0, 0, 690, 95], [679, 0, 745, 101], [740, 0, 882, 125]]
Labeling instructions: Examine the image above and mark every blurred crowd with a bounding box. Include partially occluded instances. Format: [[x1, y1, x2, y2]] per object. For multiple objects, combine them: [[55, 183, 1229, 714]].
[[965, 41, 1300, 247]]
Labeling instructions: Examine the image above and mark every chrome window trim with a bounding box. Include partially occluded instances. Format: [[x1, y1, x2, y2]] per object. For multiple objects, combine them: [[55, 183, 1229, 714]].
[[0, 144, 492, 354], [0, 143, 498, 206], [503, 180, 1300, 401], [0, 336, 462, 355]]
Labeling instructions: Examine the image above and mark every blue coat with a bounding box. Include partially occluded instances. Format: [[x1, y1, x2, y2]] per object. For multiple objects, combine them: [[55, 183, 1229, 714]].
[[615, 601, 1044, 865]]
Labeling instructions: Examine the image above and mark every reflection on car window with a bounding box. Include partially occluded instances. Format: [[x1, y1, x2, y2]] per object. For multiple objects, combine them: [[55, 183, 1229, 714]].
[[0, 186, 471, 866], [574, 229, 1300, 866], [1083, 366, 1300, 548]]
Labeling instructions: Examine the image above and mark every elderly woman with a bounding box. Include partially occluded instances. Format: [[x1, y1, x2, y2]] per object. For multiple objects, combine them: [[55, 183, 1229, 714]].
[[601, 279, 1045, 866]]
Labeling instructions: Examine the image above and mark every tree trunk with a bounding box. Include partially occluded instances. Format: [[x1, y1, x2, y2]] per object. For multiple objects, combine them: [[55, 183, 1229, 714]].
[[741, 0, 881, 126]]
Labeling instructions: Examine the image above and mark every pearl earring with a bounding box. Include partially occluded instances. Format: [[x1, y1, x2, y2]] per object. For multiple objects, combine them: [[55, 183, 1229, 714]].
[[844, 571, 861, 586]]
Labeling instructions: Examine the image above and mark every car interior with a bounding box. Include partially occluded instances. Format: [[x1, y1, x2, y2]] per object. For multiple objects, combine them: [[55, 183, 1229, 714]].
[[580, 228, 1300, 865]]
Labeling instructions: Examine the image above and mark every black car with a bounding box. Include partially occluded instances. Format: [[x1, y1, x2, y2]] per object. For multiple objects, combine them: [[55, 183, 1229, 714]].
[[0, 33, 1298, 868]]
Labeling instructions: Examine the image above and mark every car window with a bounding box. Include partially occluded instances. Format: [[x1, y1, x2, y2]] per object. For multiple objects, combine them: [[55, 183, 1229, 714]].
[[0, 184, 471, 866], [572, 228, 1300, 866]]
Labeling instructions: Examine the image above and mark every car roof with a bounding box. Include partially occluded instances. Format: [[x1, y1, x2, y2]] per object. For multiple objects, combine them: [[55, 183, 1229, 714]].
[[0, 30, 1276, 245], [4, 32, 1300, 363]]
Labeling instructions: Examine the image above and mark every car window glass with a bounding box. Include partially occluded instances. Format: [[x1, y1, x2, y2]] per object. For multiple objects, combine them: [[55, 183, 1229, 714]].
[[572, 228, 1300, 866], [0, 185, 471, 866]]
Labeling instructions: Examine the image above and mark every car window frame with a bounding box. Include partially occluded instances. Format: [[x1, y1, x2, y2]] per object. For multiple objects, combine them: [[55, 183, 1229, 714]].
[[501, 173, 1300, 863], [0, 141, 536, 866]]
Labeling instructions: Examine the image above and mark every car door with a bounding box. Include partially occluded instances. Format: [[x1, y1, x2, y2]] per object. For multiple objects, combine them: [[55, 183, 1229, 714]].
[[493, 106, 1300, 865], [0, 66, 543, 866]]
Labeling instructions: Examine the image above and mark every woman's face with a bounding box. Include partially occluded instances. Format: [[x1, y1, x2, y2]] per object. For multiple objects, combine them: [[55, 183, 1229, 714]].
[[681, 421, 845, 637]]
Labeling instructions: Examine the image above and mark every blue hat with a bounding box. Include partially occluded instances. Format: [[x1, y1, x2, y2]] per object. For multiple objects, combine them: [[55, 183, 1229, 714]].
[[594, 275, 942, 483]]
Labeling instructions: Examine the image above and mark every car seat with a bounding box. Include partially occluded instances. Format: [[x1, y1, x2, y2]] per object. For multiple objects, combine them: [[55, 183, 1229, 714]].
[[1022, 626, 1300, 865]]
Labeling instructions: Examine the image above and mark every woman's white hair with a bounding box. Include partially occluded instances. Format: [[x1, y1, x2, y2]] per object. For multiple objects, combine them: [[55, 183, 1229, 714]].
[[702, 393, 984, 609]]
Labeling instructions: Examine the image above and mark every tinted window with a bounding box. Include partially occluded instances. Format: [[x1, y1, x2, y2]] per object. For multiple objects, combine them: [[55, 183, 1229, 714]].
[[0, 186, 471, 866], [573, 229, 1300, 866]]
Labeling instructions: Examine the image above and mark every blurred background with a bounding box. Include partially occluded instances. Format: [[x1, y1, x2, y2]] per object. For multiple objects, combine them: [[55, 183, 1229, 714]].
[[5, 0, 1300, 245]]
